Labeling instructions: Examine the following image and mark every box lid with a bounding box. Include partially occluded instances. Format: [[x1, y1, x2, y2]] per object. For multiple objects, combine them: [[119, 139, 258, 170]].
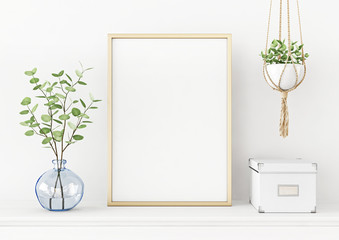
[[249, 158, 317, 173]]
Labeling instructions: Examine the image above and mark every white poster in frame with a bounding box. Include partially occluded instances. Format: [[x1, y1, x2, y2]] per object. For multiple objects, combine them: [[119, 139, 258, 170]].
[[108, 34, 232, 206]]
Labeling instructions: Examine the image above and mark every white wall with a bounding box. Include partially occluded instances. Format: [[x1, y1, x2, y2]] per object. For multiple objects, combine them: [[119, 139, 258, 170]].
[[0, 0, 337, 204]]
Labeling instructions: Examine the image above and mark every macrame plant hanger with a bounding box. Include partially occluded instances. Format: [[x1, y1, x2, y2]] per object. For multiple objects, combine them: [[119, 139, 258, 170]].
[[263, 0, 306, 138]]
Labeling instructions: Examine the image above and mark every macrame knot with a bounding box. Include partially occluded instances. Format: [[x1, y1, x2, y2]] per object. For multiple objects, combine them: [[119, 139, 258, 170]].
[[279, 91, 289, 138]]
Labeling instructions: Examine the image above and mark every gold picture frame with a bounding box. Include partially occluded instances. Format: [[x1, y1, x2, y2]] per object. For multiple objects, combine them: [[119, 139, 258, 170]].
[[108, 34, 232, 206]]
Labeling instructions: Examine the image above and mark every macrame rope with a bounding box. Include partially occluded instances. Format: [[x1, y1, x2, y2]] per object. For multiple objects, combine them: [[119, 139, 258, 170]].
[[263, 0, 306, 138], [296, 0, 304, 63], [294, 0, 307, 89], [279, 0, 282, 41], [265, 0, 273, 56], [279, 92, 289, 137], [278, 0, 293, 137]]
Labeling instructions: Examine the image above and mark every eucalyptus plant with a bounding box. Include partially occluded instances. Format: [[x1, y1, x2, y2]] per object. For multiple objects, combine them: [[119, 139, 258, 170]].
[[261, 39, 309, 64], [19, 64, 101, 163]]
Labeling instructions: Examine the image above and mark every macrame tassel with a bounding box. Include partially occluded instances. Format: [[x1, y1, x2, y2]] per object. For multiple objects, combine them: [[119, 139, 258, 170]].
[[279, 91, 289, 138]]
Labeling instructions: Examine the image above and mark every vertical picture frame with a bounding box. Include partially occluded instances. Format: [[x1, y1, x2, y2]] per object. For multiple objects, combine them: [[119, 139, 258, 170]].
[[108, 34, 232, 206]]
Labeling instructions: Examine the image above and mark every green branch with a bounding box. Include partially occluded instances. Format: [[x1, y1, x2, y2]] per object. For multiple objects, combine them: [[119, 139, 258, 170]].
[[21, 65, 100, 165], [27, 105, 58, 158]]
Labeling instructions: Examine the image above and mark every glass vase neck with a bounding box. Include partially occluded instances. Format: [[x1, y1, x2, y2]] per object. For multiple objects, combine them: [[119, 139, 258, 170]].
[[52, 159, 67, 170]]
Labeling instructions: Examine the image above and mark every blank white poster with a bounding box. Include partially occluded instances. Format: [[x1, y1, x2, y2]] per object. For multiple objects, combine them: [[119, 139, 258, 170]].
[[111, 38, 228, 201]]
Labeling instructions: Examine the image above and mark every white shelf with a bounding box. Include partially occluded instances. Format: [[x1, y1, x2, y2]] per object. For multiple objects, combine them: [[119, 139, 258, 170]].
[[1, 200, 339, 227]]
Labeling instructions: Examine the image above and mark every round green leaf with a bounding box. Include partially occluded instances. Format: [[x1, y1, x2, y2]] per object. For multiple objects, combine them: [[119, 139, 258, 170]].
[[78, 124, 86, 129], [48, 96, 58, 102], [58, 70, 64, 77], [54, 136, 62, 142], [68, 122, 76, 130], [20, 122, 29, 126], [31, 68, 37, 74], [33, 84, 42, 90], [30, 78, 39, 84], [24, 71, 33, 76], [75, 70, 83, 78], [40, 82, 47, 89], [53, 130, 63, 138], [65, 86, 76, 92], [89, 93, 94, 101], [42, 137, 52, 144], [53, 104, 62, 109], [71, 108, 81, 116], [45, 101, 55, 106], [46, 87, 53, 92], [25, 130, 34, 136], [31, 104, 38, 113], [78, 81, 87, 85], [30, 123, 40, 127], [20, 110, 29, 115], [59, 114, 70, 120], [25, 119, 34, 124], [41, 114, 51, 122], [59, 80, 69, 85], [73, 135, 84, 140], [55, 93, 65, 99], [21, 97, 31, 106], [40, 128, 51, 134]]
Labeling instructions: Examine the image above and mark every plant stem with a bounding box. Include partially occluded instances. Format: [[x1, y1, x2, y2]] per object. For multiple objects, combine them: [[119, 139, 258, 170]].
[[27, 106, 58, 159], [33, 77, 59, 159], [51, 169, 64, 210], [58, 170, 65, 209], [52, 172, 59, 198], [51, 73, 83, 209], [58, 77, 67, 94], [48, 92, 59, 160], [62, 102, 93, 153], [60, 74, 83, 158]]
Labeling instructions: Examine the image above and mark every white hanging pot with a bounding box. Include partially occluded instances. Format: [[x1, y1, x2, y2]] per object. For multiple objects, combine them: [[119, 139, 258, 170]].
[[266, 64, 305, 90]]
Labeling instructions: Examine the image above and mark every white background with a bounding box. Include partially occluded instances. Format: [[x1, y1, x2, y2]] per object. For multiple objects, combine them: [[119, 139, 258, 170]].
[[112, 39, 228, 201], [0, 0, 337, 205]]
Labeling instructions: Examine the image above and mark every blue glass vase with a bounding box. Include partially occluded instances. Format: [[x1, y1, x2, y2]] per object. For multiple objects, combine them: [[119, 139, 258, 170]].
[[35, 160, 84, 211]]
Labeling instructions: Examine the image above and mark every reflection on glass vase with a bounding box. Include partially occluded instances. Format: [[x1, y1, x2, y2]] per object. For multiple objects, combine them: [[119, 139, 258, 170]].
[[35, 160, 84, 211]]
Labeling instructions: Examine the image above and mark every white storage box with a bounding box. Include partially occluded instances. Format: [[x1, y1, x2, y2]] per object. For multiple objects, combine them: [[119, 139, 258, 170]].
[[249, 158, 317, 213]]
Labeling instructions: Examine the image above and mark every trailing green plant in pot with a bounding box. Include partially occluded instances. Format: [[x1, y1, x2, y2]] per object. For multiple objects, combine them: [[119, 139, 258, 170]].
[[19, 64, 101, 211], [261, 39, 309, 90]]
